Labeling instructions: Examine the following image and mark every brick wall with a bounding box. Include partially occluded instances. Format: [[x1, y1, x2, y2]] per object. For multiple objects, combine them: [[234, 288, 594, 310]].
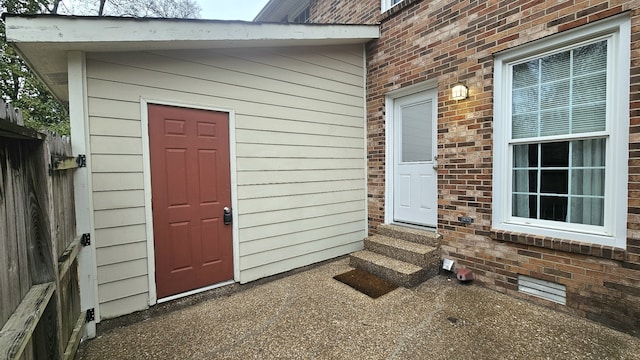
[[309, 0, 379, 24], [308, 0, 640, 334]]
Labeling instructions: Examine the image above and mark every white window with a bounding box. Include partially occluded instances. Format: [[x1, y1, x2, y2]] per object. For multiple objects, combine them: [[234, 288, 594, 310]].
[[381, 0, 404, 12], [492, 15, 630, 249], [292, 6, 310, 23]]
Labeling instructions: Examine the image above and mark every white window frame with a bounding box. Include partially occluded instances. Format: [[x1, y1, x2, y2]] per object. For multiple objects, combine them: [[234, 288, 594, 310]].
[[290, 1, 310, 23], [381, 0, 404, 12], [492, 15, 630, 249]]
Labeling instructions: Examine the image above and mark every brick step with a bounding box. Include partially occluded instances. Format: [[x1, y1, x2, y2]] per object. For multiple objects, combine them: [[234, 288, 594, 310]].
[[349, 250, 436, 288], [365, 235, 439, 268], [377, 224, 441, 247]]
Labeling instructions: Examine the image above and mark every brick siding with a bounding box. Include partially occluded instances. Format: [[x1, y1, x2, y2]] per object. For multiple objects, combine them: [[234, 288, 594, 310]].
[[305, 0, 640, 334]]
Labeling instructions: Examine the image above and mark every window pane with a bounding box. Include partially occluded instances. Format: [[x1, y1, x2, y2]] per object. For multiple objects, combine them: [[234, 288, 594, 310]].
[[540, 80, 570, 110], [541, 51, 570, 83], [573, 41, 607, 76], [401, 101, 432, 162], [571, 169, 605, 196], [541, 170, 568, 194], [513, 61, 539, 88], [541, 142, 569, 167], [511, 40, 607, 140], [574, 73, 606, 105], [513, 170, 537, 192], [572, 138, 605, 166], [541, 108, 570, 136], [513, 144, 538, 167], [512, 87, 539, 114], [513, 194, 536, 218], [570, 197, 604, 226], [572, 104, 606, 133], [512, 114, 538, 139], [540, 196, 568, 221]]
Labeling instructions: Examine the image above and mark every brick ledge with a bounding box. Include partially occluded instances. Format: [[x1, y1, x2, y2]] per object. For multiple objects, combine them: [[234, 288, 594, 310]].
[[490, 230, 626, 261]]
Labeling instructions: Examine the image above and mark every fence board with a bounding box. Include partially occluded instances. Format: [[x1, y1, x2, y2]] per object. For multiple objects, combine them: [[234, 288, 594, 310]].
[[0, 101, 80, 360], [0, 283, 54, 360], [0, 139, 32, 329]]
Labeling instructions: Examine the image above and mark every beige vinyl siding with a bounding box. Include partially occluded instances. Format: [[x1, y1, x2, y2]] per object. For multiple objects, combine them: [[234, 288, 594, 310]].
[[86, 44, 366, 317]]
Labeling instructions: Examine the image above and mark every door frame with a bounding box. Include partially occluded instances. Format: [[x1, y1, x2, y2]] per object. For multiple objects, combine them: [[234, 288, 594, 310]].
[[384, 80, 438, 227], [140, 98, 239, 305]]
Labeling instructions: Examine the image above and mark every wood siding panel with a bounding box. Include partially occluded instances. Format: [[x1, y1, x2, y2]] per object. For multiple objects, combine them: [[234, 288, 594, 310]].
[[87, 79, 362, 127], [96, 241, 147, 266], [93, 190, 145, 211], [98, 293, 148, 320], [237, 179, 364, 200], [91, 154, 143, 173], [238, 190, 365, 214], [239, 223, 365, 257], [240, 231, 364, 270], [94, 224, 147, 248], [85, 45, 366, 317], [97, 259, 148, 285], [238, 200, 364, 228], [236, 158, 364, 171], [237, 169, 364, 186], [89, 117, 141, 137], [93, 207, 145, 229], [235, 129, 363, 148], [90, 136, 142, 155], [240, 211, 364, 242], [236, 116, 364, 138], [97, 275, 148, 303], [240, 242, 363, 283], [92, 173, 144, 191], [86, 63, 363, 117]]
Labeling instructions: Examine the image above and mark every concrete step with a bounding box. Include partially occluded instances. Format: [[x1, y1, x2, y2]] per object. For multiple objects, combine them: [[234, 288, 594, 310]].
[[377, 224, 441, 247], [349, 250, 437, 288], [365, 235, 439, 268]]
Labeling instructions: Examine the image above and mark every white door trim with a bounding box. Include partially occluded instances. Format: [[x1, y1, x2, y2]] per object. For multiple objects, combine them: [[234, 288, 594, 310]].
[[384, 80, 438, 226], [140, 98, 239, 306]]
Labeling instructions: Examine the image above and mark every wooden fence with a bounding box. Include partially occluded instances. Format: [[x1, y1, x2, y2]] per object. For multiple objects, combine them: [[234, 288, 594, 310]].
[[0, 102, 83, 360]]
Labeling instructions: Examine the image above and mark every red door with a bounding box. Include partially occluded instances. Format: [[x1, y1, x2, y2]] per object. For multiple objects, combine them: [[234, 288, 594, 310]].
[[148, 104, 233, 299]]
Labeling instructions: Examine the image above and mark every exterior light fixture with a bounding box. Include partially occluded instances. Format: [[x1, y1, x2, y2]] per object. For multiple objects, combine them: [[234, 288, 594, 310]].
[[451, 83, 468, 100]]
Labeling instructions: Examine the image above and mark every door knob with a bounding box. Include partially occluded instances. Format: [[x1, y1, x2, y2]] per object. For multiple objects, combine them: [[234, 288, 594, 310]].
[[223, 207, 232, 225]]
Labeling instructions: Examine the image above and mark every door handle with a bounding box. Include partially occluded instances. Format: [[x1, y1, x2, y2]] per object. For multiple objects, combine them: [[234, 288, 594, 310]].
[[223, 207, 232, 225], [433, 155, 438, 170]]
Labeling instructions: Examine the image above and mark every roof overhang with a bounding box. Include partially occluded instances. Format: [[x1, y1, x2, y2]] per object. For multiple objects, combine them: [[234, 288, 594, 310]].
[[4, 15, 380, 103]]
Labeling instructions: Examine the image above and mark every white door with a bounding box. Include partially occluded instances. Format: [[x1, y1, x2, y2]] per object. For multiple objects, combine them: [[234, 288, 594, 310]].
[[393, 89, 438, 227]]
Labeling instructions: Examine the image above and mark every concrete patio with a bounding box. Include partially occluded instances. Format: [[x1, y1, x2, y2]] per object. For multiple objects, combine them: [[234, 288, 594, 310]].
[[77, 258, 640, 359]]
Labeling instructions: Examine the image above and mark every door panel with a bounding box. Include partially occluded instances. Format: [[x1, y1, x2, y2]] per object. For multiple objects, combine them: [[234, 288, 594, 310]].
[[393, 90, 438, 227], [149, 104, 233, 299]]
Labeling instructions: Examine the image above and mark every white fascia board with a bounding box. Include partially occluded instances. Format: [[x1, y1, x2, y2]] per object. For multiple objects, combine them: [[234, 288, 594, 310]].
[[5, 16, 380, 48]]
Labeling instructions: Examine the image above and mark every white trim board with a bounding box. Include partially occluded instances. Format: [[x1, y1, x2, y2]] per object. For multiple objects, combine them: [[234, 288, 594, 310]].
[[68, 51, 99, 338], [140, 98, 239, 306]]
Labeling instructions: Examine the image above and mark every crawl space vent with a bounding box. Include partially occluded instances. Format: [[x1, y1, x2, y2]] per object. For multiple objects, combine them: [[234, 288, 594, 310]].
[[518, 275, 566, 305]]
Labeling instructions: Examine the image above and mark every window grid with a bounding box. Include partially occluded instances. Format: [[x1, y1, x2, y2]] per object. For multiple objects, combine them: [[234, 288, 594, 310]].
[[512, 141, 606, 223]]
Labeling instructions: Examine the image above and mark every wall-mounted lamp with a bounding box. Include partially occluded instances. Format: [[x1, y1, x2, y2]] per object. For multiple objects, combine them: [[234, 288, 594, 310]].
[[451, 83, 468, 100]]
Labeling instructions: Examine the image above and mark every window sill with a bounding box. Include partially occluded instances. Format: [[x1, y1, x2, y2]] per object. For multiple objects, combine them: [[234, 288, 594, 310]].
[[380, 0, 423, 22], [490, 229, 626, 261]]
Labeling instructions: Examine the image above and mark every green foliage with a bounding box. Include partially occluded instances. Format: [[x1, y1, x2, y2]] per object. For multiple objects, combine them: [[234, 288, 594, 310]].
[[1, 0, 69, 134], [1, 0, 201, 135]]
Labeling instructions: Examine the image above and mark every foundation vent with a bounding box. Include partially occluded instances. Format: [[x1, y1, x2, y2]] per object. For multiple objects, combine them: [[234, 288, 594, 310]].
[[518, 275, 566, 305]]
